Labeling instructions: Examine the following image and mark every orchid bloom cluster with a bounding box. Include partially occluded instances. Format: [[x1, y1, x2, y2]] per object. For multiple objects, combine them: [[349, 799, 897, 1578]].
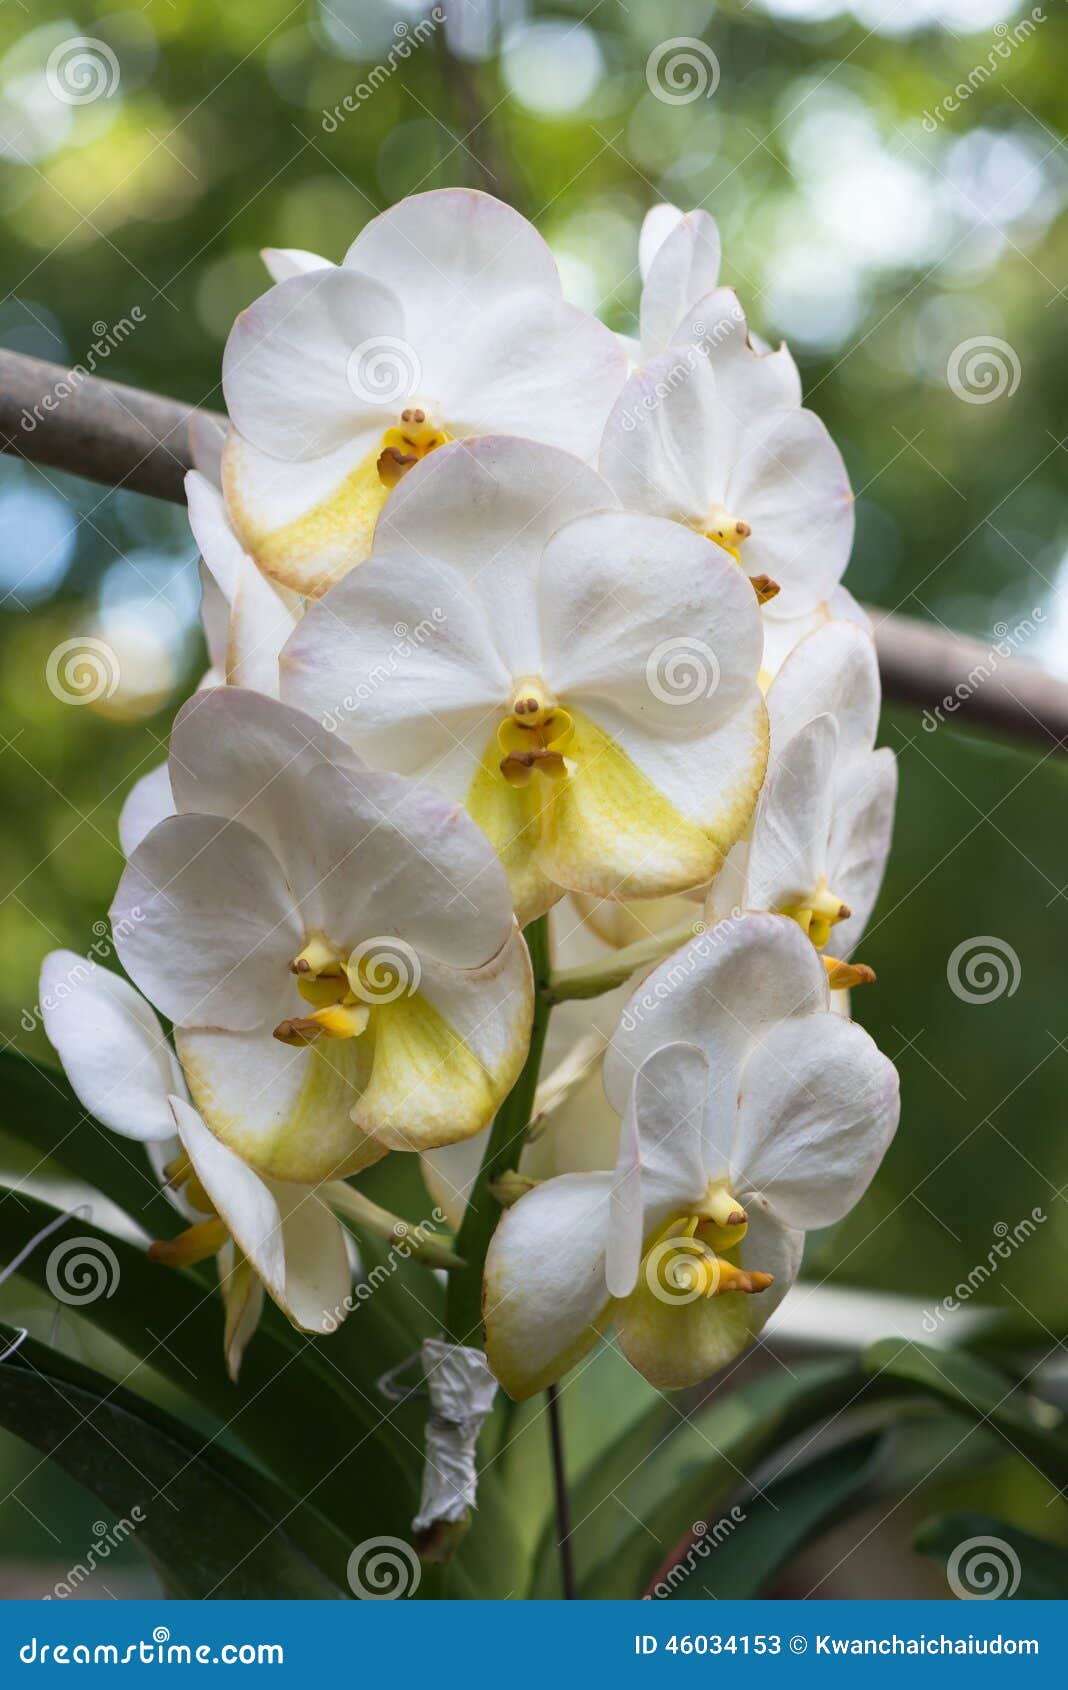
[[41, 189, 900, 1408]]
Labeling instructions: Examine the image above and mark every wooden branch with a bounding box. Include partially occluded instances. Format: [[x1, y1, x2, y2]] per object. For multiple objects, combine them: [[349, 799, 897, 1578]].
[[1, 349, 1063, 753], [0, 350, 217, 504], [870, 608, 1067, 752]]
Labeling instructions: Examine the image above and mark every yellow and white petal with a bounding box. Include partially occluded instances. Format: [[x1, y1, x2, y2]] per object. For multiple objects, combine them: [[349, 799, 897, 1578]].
[[535, 702, 766, 903], [350, 930, 533, 1154], [483, 1171, 614, 1399], [222, 426, 388, 597], [614, 1202, 802, 1390], [465, 735, 563, 926], [174, 1025, 384, 1184]]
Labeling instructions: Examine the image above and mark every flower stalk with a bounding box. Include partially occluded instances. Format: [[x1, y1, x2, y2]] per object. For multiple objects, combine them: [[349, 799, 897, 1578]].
[[444, 915, 553, 1344]]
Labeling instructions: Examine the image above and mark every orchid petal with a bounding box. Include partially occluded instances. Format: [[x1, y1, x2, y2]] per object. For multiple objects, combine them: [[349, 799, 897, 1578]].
[[733, 1014, 900, 1230], [118, 762, 175, 857], [112, 814, 301, 1032], [39, 953, 183, 1141], [483, 1171, 614, 1398]]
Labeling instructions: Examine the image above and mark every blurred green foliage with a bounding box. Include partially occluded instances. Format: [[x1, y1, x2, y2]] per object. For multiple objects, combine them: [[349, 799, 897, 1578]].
[[1, 0, 1067, 1581]]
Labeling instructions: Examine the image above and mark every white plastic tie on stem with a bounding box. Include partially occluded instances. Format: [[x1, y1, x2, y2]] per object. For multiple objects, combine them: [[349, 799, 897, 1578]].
[[412, 1337, 498, 1535]]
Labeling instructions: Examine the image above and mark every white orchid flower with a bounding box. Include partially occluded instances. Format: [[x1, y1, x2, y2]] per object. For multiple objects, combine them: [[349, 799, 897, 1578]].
[[709, 621, 897, 976], [38, 953, 352, 1377], [281, 436, 768, 926], [600, 294, 850, 629], [109, 689, 533, 1183], [219, 188, 626, 597], [484, 914, 899, 1396]]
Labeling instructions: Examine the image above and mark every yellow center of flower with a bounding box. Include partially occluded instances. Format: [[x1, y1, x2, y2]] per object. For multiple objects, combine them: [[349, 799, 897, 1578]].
[[273, 933, 372, 1047], [376, 408, 449, 489], [497, 680, 575, 788], [641, 1183, 774, 1304], [700, 505, 779, 604], [780, 876, 852, 952]]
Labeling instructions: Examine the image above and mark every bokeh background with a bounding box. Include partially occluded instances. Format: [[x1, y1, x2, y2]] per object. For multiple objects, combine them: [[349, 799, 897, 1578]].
[[1, 0, 1066, 1595]]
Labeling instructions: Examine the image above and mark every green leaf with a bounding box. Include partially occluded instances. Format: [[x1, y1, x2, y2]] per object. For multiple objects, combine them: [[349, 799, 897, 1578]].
[[657, 1431, 886, 1599], [532, 1354, 863, 1598], [0, 1325, 345, 1598], [0, 1189, 423, 1557], [914, 1510, 1068, 1599], [863, 1339, 1068, 1485], [0, 1051, 176, 1235]]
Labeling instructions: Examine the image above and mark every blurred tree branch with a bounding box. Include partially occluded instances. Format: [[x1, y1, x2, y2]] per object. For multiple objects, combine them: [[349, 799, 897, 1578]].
[[2, 348, 1065, 752]]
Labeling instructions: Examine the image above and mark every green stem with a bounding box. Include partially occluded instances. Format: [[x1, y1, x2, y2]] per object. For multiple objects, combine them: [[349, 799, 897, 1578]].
[[545, 914, 702, 1004], [444, 915, 552, 1344]]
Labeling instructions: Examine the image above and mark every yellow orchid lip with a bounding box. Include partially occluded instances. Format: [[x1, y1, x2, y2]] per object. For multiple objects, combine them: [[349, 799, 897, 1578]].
[[641, 1189, 774, 1303], [376, 408, 448, 489], [275, 932, 375, 1046], [782, 877, 851, 951], [497, 682, 575, 788]]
